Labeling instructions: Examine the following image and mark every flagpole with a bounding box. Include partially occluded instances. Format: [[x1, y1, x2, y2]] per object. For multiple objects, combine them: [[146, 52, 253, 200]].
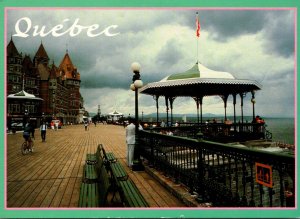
[[197, 32, 199, 63], [196, 12, 200, 63]]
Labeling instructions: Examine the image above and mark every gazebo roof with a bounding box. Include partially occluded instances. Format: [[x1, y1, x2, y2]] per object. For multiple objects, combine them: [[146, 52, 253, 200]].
[[108, 110, 123, 116], [140, 62, 262, 97], [7, 90, 43, 101]]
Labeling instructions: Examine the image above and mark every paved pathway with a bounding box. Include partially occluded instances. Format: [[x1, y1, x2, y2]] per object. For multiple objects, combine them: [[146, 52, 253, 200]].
[[6, 124, 186, 208]]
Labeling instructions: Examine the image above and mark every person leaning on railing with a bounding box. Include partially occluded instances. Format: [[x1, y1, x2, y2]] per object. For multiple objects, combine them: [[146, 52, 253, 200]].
[[254, 115, 265, 132], [224, 119, 232, 136]]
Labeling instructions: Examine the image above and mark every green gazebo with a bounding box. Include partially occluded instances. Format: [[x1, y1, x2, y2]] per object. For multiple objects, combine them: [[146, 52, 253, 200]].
[[140, 62, 262, 126]]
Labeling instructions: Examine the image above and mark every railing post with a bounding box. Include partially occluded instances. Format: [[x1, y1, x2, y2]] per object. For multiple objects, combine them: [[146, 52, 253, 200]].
[[150, 132, 154, 167], [197, 146, 205, 200]]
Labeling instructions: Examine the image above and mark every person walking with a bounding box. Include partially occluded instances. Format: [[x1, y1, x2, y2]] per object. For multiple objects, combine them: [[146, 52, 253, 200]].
[[84, 121, 89, 131], [23, 120, 32, 143], [40, 122, 47, 142], [50, 121, 54, 130], [54, 122, 58, 131], [30, 121, 35, 139]]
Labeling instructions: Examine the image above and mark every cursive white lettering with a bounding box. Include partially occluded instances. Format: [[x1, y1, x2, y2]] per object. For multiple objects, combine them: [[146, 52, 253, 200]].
[[13, 17, 32, 38], [13, 17, 120, 38]]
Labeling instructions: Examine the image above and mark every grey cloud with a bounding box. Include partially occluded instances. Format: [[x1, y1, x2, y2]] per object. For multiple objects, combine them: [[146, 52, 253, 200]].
[[262, 11, 294, 57], [263, 69, 294, 83], [81, 74, 130, 89], [196, 10, 267, 40], [155, 39, 184, 67]]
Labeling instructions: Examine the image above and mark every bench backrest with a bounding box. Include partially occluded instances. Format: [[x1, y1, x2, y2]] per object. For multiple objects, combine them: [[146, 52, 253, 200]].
[[101, 147, 108, 160], [96, 144, 105, 168], [98, 163, 110, 207]]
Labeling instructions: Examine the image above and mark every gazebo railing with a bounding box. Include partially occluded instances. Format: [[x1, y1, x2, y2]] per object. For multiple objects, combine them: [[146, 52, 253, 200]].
[[139, 130, 295, 207], [144, 122, 270, 142]]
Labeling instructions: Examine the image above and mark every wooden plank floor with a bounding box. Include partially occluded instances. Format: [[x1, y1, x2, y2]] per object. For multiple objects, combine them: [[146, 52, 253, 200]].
[[6, 124, 186, 208]]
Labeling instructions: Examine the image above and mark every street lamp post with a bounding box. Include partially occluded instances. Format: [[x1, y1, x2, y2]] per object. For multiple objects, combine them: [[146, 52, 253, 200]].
[[251, 90, 256, 122], [41, 112, 45, 125], [23, 109, 28, 127], [130, 62, 144, 171]]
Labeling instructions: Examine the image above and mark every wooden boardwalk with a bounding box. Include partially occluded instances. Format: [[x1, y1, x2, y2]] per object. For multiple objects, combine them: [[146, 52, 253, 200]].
[[6, 124, 186, 208]]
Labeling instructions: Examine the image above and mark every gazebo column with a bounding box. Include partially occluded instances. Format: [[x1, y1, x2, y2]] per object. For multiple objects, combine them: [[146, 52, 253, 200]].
[[251, 90, 256, 122], [193, 96, 203, 125], [169, 97, 175, 127], [239, 93, 245, 124], [165, 96, 169, 126], [232, 93, 237, 132], [153, 95, 159, 125], [221, 94, 229, 121], [200, 97, 203, 124]]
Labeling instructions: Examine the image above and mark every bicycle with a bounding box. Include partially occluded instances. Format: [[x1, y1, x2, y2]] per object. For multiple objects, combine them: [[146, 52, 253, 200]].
[[21, 137, 34, 155]]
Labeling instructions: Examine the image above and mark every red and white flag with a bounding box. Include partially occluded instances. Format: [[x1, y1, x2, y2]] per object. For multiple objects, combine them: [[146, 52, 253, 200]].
[[196, 13, 201, 37]]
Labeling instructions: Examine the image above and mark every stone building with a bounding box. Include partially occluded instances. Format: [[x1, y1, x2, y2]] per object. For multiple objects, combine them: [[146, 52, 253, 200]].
[[6, 38, 84, 129]]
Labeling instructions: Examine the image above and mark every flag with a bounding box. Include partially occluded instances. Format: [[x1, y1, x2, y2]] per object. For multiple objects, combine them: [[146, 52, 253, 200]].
[[196, 13, 200, 37]]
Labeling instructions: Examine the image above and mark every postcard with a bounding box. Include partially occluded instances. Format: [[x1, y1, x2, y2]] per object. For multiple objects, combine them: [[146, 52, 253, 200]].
[[1, 0, 299, 218]]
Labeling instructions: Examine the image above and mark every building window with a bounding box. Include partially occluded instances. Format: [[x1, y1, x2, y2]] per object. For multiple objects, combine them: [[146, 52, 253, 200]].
[[8, 75, 13, 82], [8, 104, 20, 113]]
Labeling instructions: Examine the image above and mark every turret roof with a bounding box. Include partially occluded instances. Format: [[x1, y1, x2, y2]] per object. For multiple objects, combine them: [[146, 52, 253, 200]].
[[58, 52, 80, 80], [34, 42, 49, 59], [7, 38, 21, 57]]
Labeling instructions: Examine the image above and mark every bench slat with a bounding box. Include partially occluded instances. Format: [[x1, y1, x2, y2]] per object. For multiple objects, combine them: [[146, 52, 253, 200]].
[[119, 180, 148, 207], [110, 162, 128, 181], [78, 182, 99, 207], [84, 164, 98, 182]]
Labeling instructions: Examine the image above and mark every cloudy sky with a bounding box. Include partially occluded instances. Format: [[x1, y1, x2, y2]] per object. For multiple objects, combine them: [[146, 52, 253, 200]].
[[5, 8, 295, 118]]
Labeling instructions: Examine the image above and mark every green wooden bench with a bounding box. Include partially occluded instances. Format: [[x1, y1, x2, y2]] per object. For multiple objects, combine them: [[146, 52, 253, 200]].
[[86, 154, 97, 164], [106, 152, 116, 162], [100, 149, 127, 181], [96, 146, 148, 207], [102, 147, 116, 163], [79, 144, 115, 207], [83, 163, 98, 183], [108, 159, 129, 202], [102, 149, 148, 207], [86, 144, 103, 164], [78, 182, 99, 207], [118, 179, 149, 207]]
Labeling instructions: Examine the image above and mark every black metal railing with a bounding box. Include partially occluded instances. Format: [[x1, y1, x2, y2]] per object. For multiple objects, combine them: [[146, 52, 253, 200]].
[[139, 130, 295, 207]]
